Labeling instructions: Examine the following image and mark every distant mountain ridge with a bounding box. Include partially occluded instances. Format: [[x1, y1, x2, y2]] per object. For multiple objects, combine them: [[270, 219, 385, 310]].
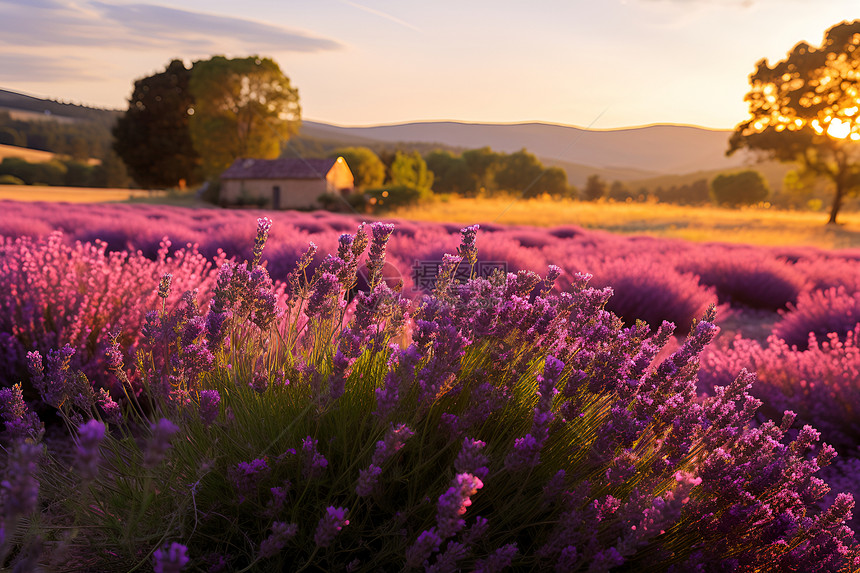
[[301, 120, 749, 176]]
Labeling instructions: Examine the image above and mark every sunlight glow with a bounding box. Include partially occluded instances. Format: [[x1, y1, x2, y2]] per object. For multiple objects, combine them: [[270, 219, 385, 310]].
[[826, 117, 852, 138]]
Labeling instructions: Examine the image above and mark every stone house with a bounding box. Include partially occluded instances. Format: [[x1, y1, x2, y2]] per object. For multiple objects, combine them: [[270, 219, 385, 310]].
[[220, 157, 354, 209]]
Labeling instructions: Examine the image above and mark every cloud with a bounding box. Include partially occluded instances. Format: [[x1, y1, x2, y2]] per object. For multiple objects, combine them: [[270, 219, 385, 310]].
[[0, 53, 105, 82], [0, 0, 344, 53]]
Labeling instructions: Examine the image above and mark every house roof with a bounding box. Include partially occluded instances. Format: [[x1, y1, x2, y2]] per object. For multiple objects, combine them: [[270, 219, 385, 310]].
[[221, 157, 339, 180]]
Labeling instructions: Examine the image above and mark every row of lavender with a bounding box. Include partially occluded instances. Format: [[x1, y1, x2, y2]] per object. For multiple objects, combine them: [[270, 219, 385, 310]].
[[1, 212, 858, 571]]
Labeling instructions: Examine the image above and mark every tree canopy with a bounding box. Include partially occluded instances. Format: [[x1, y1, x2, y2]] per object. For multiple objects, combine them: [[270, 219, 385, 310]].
[[710, 170, 770, 207], [112, 59, 201, 189], [389, 151, 433, 193], [189, 56, 301, 179], [728, 20, 860, 223]]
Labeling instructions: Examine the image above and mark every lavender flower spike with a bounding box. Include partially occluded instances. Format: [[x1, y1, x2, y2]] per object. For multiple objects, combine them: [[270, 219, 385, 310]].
[[153, 542, 190, 573], [436, 472, 484, 538], [251, 216, 273, 268], [314, 506, 349, 548], [157, 273, 173, 300], [458, 224, 480, 272], [143, 418, 180, 468], [76, 419, 106, 481], [367, 222, 395, 290]]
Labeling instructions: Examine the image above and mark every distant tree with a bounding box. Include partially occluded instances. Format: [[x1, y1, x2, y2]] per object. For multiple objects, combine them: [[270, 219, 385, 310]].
[[583, 174, 608, 201], [608, 180, 632, 201], [189, 55, 301, 178], [710, 170, 770, 206], [425, 150, 473, 195], [0, 127, 25, 147], [331, 147, 385, 189], [728, 20, 860, 223], [113, 59, 201, 188], [389, 150, 433, 192], [534, 166, 572, 198], [495, 149, 544, 195], [462, 147, 501, 193]]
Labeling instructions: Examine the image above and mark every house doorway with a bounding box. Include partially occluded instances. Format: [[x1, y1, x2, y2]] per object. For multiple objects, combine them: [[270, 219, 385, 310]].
[[272, 186, 281, 210]]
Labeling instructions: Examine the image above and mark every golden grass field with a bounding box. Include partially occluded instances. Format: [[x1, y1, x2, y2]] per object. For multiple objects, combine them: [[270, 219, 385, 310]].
[[393, 196, 860, 250], [0, 185, 165, 203]]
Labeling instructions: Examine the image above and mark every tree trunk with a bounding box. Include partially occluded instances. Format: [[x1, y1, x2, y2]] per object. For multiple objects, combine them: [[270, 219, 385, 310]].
[[828, 179, 845, 224]]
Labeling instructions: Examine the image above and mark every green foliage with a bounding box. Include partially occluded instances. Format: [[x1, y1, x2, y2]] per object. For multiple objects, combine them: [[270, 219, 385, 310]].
[[0, 106, 115, 161], [425, 150, 473, 195], [653, 179, 711, 205], [364, 184, 429, 212], [113, 59, 201, 189], [710, 170, 770, 207], [331, 147, 385, 189], [462, 147, 500, 193], [389, 151, 433, 192], [582, 174, 608, 201], [0, 174, 24, 185], [0, 157, 67, 186], [189, 55, 301, 179], [494, 149, 544, 195], [729, 20, 860, 223]]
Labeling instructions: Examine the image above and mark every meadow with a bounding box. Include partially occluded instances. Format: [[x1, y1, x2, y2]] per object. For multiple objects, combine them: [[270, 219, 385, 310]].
[[393, 196, 860, 250], [1, 199, 859, 571]]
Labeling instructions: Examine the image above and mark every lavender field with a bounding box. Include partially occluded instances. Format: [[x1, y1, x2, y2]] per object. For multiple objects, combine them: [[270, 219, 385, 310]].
[[2, 200, 860, 571]]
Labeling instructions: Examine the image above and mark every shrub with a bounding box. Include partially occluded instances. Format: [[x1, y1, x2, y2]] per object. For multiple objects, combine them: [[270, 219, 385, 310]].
[[0, 232, 223, 400], [700, 326, 860, 452], [677, 250, 805, 311], [1, 220, 857, 571], [587, 257, 718, 334], [710, 170, 769, 206], [775, 287, 860, 350], [365, 184, 429, 212]]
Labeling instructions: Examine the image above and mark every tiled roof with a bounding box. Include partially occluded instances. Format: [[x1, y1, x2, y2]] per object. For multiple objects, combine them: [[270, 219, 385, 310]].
[[221, 157, 338, 180]]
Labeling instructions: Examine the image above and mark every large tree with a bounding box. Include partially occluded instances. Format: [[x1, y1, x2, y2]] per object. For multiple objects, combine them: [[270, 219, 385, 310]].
[[113, 59, 201, 188], [189, 56, 301, 178], [728, 20, 860, 224]]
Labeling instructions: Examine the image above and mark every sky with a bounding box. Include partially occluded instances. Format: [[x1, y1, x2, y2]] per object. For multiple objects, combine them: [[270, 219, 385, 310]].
[[0, 0, 857, 130]]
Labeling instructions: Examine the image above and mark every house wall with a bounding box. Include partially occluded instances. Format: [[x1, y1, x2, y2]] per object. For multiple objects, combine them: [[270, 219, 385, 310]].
[[221, 178, 329, 209]]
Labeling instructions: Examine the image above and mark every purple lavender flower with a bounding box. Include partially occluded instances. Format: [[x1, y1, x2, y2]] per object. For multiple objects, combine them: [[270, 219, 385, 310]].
[[436, 473, 484, 538], [258, 521, 298, 559], [405, 529, 442, 568], [157, 273, 173, 300], [143, 418, 180, 468], [76, 419, 106, 481], [230, 458, 271, 503], [1, 441, 41, 519], [0, 383, 43, 441], [153, 542, 189, 573], [371, 423, 415, 466], [314, 506, 349, 548], [474, 543, 519, 573], [251, 216, 273, 268], [306, 272, 341, 319], [366, 222, 395, 290], [504, 434, 541, 473], [301, 436, 328, 479], [433, 253, 463, 297], [458, 224, 480, 270], [356, 464, 383, 496], [454, 437, 489, 480], [251, 288, 279, 330], [198, 390, 220, 426]]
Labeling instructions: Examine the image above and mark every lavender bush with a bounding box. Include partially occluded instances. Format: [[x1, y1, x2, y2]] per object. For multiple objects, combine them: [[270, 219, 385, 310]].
[[775, 287, 860, 350], [0, 218, 857, 571]]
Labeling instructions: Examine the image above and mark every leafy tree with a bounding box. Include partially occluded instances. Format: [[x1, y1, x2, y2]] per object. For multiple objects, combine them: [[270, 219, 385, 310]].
[[331, 147, 385, 189], [728, 20, 860, 223], [189, 56, 300, 178], [583, 174, 608, 201], [535, 166, 573, 198], [113, 59, 201, 189], [425, 150, 473, 195], [710, 170, 770, 206], [462, 147, 500, 193], [494, 149, 544, 195], [388, 150, 433, 192]]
